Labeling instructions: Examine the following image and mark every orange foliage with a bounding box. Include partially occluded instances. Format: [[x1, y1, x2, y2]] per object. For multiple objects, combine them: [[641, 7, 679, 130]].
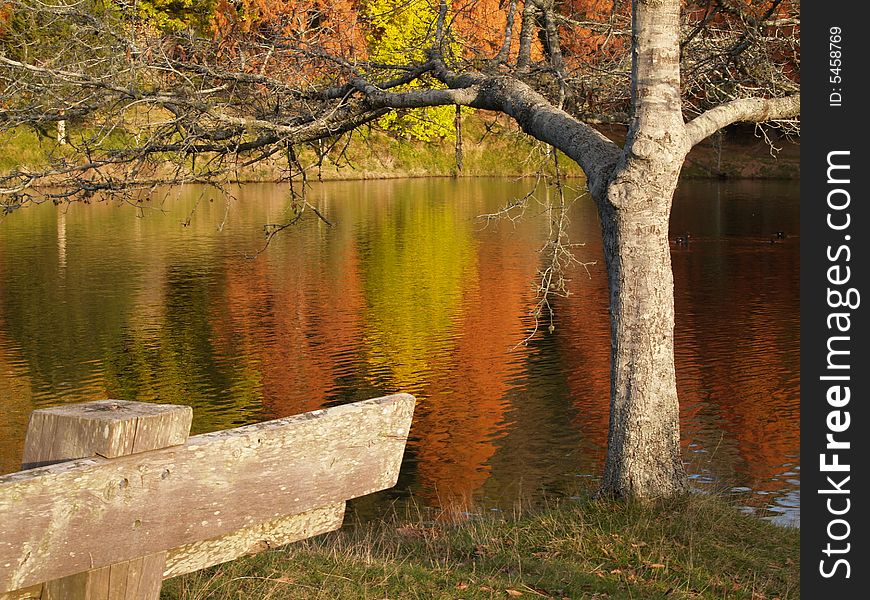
[[451, 0, 510, 59], [0, 3, 10, 37], [175, 0, 795, 92], [560, 0, 630, 60], [451, 0, 628, 66], [211, 0, 367, 59]]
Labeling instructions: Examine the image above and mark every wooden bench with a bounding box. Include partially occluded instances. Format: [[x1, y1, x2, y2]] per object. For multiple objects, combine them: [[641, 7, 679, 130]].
[[0, 394, 415, 599]]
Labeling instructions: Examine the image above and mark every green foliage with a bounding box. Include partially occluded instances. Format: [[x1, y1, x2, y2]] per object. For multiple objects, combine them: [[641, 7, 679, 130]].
[[365, 0, 458, 142], [137, 0, 217, 33], [1, 0, 119, 61]]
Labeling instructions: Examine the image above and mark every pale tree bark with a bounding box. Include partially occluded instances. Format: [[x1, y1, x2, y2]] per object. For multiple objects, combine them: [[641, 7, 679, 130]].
[[594, 0, 691, 499], [685, 94, 801, 147], [598, 194, 686, 498], [56, 119, 66, 145]]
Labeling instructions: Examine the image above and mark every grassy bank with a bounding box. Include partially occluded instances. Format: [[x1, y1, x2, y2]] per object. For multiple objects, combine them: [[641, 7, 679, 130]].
[[162, 494, 799, 600], [1, 113, 798, 183], [0, 113, 584, 181]]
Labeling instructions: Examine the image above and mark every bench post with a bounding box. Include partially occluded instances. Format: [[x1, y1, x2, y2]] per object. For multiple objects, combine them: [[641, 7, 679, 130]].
[[20, 400, 192, 600], [1, 394, 415, 599]]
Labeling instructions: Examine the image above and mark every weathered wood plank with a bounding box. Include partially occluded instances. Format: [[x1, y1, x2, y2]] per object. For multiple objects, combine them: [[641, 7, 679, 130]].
[[41, 572, 87, 600], [17, 400, 192, 599], [0, 394, 414, 592], [21, 400, 192, 468], [0, 584, 41, 600], [41, 554, 165, 600], [163, 503, 346, 579], [134, 555, 166, 600]]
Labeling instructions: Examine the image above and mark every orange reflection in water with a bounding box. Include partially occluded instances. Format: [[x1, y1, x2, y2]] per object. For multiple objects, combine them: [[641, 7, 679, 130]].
[[546, 202, 800, 501], [0, 180, 801, 520], [673, 238, 800, 496], [412, 227, 543, 507], [0, 319, 35, 475], [551, 255, 612, 470], [214, 205, 367, 418]]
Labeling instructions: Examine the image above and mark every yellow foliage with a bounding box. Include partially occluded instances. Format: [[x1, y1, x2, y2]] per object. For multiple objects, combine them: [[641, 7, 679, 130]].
[[365, 0, 459, 141]]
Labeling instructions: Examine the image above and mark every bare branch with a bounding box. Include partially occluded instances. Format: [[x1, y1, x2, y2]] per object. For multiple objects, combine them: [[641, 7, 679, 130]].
[[488, 0, 518, 68], [352, 78, 480, 109], [516, 0, 538, 71], [684, 93, 800, 148]]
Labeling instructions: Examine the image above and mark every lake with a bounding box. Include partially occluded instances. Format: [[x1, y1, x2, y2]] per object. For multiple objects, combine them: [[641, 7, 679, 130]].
[[0, 177, 799, 525]]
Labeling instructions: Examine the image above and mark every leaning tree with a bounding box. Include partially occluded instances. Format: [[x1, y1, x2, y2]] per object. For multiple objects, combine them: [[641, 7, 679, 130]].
[[0, 0, 799, 499]]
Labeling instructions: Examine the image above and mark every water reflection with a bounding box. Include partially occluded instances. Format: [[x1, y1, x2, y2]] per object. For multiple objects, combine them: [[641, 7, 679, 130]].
[[670, 180, 800, 522], [0, 178, 799, 524]]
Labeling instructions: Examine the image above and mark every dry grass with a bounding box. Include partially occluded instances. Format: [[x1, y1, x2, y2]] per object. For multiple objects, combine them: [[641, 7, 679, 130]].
[[162, 493, 799, 600]]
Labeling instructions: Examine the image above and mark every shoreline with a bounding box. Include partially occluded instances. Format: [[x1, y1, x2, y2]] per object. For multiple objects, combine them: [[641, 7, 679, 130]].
[[1, 116, 799, 190]]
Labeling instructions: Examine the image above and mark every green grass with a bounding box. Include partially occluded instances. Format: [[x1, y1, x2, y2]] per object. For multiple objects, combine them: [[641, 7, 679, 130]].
[[0, 124, 140, 173], [161, 493, 799, 600], [0, 128, 54, 172], [1, 112, 798, 183]]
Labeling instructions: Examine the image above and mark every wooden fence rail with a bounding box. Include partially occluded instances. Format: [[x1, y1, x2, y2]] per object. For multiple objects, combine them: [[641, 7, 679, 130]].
[[0, 394, 415, 599]]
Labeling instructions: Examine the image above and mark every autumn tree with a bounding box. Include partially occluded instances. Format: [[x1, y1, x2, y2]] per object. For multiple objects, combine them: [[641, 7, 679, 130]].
[[137, 0, 216, 32], [364, 0, 459, 140], [0, 0, 799, 499]]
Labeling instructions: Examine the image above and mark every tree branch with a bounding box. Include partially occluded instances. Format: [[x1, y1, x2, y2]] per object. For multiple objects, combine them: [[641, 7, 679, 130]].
[[516, 0, 538, 71], [352, 79, 480, 109], [488, 0, 518, 68], [432, 66, 621, 196], [684, 93, 800, 148]]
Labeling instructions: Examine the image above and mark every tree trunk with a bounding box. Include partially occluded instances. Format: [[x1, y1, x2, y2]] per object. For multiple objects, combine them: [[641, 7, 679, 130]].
[[598, 169, 688, 498], [590, 0, 689, 499]]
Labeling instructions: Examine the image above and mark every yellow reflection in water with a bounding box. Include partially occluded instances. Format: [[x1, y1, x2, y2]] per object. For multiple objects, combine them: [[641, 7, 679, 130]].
[[359, 194, 477, 393]]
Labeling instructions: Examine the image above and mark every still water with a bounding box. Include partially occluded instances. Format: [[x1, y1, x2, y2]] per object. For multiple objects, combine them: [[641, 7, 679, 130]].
[[0, 178, 799, 525]]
